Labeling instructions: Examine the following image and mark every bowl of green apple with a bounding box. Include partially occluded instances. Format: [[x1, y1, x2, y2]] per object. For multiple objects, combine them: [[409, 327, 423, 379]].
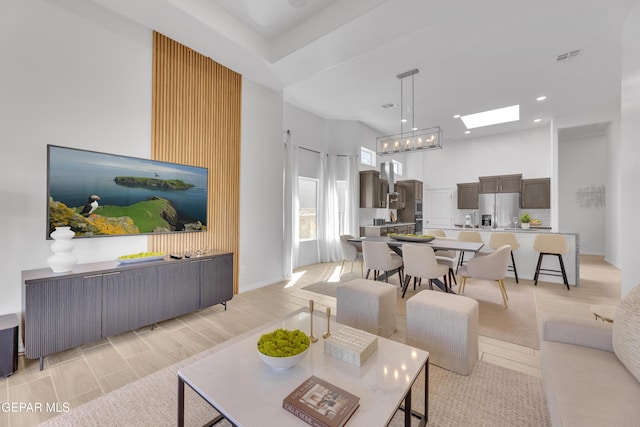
[[257, 328, 310, 370]]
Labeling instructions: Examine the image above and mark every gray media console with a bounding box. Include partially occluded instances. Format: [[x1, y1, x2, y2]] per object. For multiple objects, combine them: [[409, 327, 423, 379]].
[[22, 251, 233, 370]]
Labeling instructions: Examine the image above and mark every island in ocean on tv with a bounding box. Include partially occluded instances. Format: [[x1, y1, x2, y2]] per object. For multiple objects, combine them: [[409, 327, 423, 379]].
[[47, 146, 208, 238]]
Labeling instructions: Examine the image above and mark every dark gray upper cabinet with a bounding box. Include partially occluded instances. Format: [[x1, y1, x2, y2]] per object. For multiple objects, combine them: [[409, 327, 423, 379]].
[[359, 170, 376, 208], [479, 174, 522, 193], [457, 182, 479, 209], [521, 178, 551, 208]]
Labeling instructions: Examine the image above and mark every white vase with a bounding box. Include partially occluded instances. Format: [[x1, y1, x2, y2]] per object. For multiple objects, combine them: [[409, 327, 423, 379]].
[[47, 226, 77, 273], [521, 223, 530, 229]]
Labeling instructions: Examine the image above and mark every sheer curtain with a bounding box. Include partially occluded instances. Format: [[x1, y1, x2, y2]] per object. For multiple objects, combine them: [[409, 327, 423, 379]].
[[283, 131, 299, 278], [344, 154, 360, 237], [317, 154, 341, 262]]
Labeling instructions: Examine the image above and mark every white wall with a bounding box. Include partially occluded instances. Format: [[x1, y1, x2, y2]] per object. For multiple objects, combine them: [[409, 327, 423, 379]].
[[238, 80, 284, 291], [606, 120, 622, 267], [422, 127, 552, 225], [0, 0, 290, 316], [0, 0, 152, 316], [558, 133, 607, 254], [621, 1, 640, 296]]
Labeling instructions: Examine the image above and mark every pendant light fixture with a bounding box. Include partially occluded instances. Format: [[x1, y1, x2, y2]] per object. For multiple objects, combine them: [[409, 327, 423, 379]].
[[376, 68, 443, 155]]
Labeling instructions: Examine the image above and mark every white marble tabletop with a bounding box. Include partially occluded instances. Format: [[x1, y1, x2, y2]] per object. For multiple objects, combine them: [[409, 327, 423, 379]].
[[178, 311, 428, 426]]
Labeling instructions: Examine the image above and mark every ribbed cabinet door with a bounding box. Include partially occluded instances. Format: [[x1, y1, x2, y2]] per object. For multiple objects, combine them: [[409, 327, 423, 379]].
[[199, 254, 234, 308], [101, 272, 125, 337], [24, 277, 100, 359], [82, 274, 103, 344], [156, 262, 200, 320], [123, 266, 158, 329]]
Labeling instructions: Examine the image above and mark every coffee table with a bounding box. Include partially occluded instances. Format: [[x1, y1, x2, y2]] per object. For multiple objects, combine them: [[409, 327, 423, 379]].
[[178, 310, 429, 426]]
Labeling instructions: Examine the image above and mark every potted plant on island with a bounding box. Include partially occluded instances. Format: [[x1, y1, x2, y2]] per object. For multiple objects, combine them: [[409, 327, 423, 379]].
[[519, 212, 532, 229]]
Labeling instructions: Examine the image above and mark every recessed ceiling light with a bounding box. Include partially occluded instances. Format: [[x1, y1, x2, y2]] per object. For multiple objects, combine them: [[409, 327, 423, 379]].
[[460, 105, 520, 129], [534, 118, 542, 123], [411, 127, 418, 131], [453, 114, 461, 118], [536, 96, 547, 101], [401, 119, 408, 123], [464, 130, 471, 134]]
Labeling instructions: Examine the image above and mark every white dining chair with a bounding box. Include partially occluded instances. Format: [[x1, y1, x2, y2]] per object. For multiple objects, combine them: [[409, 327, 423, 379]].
[[362, 241, 404, 284], [339, 234, 364, 276], [458, 244, 511, 308], [401, 244, 449, 298]]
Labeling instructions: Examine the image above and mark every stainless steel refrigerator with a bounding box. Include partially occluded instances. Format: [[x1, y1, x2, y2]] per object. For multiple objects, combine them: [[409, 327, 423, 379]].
[[478, 193, 520, 229]]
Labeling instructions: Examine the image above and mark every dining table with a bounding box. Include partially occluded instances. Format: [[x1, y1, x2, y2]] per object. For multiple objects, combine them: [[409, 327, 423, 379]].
[[348, 236, 485, 294]]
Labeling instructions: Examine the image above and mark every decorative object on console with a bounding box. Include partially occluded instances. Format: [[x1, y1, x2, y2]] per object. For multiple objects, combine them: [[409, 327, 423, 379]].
[[283, 375, 360, 427], [46, 226, 77, 273], [376, 68, 443, 156]]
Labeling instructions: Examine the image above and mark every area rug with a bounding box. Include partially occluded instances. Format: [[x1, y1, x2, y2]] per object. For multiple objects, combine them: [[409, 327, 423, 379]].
[[39, 309, 550, 427], [303, 275, 540, 349]]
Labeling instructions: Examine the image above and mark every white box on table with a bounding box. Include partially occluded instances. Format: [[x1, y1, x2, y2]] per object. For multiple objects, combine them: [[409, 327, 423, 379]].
[[324, 326, 378, 366]]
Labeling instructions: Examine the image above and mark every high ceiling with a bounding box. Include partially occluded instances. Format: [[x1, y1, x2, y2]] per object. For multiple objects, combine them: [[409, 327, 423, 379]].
[[92, 0, 636, 141]]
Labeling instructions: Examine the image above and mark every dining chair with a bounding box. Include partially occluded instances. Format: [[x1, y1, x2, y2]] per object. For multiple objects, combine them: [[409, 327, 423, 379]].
[[427, 231, 459, 287], [339, 234, 364, 277], [458, 244, 511, 308], [401, 244, 449, 298], [488, 232, 520, 283], [362, 241, 404, 284], [456, 231, 484, 273], [533, 234, 570, 290]]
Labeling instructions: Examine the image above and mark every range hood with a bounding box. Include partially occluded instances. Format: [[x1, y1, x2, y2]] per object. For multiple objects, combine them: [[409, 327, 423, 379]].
[[380, 162, 396, 194]]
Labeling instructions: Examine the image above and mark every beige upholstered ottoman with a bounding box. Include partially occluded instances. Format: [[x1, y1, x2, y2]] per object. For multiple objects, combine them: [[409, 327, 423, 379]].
[[336, 279, 396, 338], [406, 290, 479, 375]]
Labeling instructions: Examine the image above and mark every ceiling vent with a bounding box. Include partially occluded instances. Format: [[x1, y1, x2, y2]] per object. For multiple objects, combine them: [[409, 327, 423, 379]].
[[557, 49, 581, 62], [381, 103, 397, 109]]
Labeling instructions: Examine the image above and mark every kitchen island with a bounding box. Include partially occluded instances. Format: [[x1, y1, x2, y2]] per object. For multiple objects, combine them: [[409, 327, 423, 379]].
[[426, 227, 580, 286]]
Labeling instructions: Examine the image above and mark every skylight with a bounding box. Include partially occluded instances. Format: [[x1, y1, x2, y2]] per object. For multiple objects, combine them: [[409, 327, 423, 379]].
[[460, 105, 520, 129]]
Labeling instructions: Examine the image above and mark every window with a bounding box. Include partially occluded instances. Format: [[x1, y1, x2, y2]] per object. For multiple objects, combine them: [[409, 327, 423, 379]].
[[360, 147, 376, 166], [298, 177, 318, 241], [392, 160, 403, 176]]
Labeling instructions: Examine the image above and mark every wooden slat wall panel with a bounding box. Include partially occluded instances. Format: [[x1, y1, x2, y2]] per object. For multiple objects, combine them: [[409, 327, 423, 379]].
[[150, 32, 241, 294]]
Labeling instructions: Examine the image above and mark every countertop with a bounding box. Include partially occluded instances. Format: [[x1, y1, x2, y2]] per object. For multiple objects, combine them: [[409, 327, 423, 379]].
[[432, 226, 578, 236], [361, 222, 416, 229]]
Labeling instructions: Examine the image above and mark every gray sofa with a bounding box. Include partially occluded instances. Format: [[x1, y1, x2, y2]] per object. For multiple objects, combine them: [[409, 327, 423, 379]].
[[540, 284, 640, 426]]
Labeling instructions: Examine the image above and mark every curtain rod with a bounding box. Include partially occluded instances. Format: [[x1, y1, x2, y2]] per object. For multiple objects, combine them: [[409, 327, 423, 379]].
[[284, 130, 352, 157]]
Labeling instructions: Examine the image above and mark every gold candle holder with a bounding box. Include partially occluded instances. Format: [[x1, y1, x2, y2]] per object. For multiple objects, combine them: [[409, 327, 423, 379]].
[[308, 300, 318, 343], [323, 307, 331, 339]]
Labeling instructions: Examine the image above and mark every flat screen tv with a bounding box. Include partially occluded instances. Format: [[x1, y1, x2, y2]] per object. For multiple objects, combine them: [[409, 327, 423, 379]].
[[47, 145, 208, 238]]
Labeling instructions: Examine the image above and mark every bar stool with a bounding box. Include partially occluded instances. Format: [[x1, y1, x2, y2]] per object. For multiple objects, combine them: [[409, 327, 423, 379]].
[[489, 232, 520, 283], [456, 231, 484, 274], [533, 234, 570, 290]]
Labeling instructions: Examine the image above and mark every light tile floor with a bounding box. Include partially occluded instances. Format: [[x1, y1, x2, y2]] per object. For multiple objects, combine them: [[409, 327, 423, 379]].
[[0, 254, 621, 426]]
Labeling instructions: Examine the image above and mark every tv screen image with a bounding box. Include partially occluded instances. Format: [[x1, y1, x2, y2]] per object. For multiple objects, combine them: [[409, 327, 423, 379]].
[[47, 145, 208, 238]]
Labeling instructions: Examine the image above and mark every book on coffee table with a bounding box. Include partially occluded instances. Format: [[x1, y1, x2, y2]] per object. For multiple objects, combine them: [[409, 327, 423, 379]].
[[283, 375, 360, 427]]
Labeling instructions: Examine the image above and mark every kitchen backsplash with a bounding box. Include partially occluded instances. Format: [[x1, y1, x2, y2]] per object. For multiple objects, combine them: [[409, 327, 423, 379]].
[[455, 209, 551, 227], [360, 208, 399, 225]]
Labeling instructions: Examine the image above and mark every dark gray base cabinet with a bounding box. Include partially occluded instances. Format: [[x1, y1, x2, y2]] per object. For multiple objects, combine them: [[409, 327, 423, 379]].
[[22, 252, 233, 364]]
